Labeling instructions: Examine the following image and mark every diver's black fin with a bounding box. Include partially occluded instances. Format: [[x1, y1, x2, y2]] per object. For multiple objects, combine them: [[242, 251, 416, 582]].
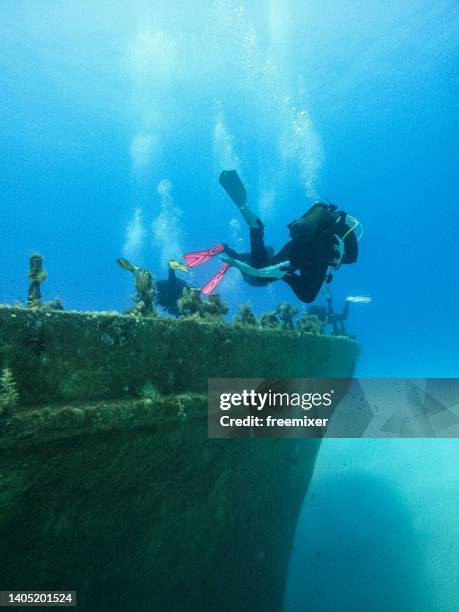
[[219, 170, 247, 207]]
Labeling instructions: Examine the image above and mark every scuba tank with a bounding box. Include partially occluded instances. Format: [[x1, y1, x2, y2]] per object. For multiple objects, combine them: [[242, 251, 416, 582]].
[[288, 202, 363, 282]]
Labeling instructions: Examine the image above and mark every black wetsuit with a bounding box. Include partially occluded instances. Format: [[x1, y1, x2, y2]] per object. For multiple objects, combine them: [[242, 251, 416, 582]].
[[156, 268, 188, 316], [225, 226, 337, 303]]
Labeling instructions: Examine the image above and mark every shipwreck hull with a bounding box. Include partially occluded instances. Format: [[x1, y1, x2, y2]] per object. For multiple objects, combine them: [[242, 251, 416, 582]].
[[0, 307, 359, 611]]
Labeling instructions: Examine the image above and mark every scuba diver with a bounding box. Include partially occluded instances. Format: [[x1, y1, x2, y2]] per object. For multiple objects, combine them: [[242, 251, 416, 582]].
[[308, 289, 371, 335], [156, 260, 190, 315], [117, 258, 189, 316], [184, 170, 362, 302], [308, 287, 350, 335]]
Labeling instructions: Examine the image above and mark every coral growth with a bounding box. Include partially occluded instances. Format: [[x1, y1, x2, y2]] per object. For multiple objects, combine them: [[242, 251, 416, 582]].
[[234, 302, 258, 326], [0, 368, 19, 416], [117, 258, 157, 316], [45, 298, 65, 311], [25, 254, 64, 311], [205, 294, 229, 318], [234, 302, 307, 331], [178, 288, 228, 321], [177, 288, 203, 317], [296, 314, 323, 335], [260, 311, 281, 329], [139, 382, 160, 404], [133, 269, 157, 316], [27, 253, 47, 308], [275, 302, 299, 330]]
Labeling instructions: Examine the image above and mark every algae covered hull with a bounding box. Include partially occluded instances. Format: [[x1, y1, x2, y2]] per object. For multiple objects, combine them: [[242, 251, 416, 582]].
[[0, 307, 359, 611]]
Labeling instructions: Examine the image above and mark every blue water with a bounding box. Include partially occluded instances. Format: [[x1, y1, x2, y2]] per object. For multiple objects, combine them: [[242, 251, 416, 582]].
[[1, 1, 458, 609]]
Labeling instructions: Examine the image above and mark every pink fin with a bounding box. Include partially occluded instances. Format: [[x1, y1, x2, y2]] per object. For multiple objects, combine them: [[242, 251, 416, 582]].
[[202, 263, 230, 295], [184, 243, 225, 268]]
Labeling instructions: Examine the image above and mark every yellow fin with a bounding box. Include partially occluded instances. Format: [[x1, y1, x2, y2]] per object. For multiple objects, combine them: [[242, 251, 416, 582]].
[[117, 258, 137, 273], [169, 260, 189, 273]]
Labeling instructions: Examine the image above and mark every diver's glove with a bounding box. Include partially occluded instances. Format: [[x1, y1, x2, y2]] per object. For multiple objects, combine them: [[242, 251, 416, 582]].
[[221, 255, 291, 279]]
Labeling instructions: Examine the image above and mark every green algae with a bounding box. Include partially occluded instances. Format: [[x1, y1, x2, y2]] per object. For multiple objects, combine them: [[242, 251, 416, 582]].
[[0, 394, 320, 611], [0, 367, 19, 416], [0, 304, 360, 611], [0, 306, 359, 406]]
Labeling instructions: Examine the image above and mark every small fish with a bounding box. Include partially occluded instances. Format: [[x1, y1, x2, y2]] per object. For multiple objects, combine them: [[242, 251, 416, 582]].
[[345, 295, 372, 303]]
